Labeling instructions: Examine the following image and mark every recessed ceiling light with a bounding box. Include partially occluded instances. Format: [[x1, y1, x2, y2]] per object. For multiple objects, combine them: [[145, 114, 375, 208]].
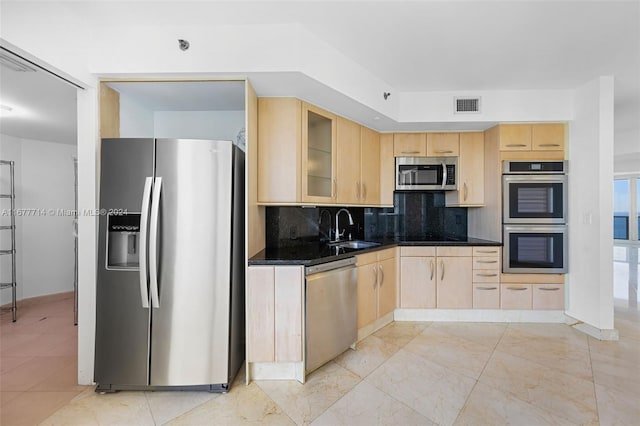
[[373, 116, 381, 120]]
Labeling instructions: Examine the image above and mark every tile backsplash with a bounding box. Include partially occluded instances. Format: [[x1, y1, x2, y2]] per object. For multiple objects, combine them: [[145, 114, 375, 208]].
[[265, 191, 468, 248]]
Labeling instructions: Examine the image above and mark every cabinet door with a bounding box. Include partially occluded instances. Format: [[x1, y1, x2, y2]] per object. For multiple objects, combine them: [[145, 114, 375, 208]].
[[400, 256, 436, 308], [360, 127, 380, 205], [379, 133, 395, 206], [436, 257, 473, 309], [246, 267, 275, 362], [473, 284, 500, 309], [427, 133, 460, 157], [532, 124, 565, 151], [336, 117, 361, 204], [301, 103, 337, 203], [393, 133, 427, 157], [532, 284, 564, 310], [257, 98, 302, 203], [499, 124, 532, 151], [357, 263, 378, 328], [501, 284, 532, 310], [445, 132, 484, 207], [377, 257, 397, 318]]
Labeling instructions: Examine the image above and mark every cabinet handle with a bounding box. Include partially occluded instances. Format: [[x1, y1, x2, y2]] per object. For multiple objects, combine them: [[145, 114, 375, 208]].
[[333, 178, 337, 199], [379, 264, 385, 287], [440, 260, 445, 281], [506, 144, 527, 147], [539, 287, 560, 291], [430, 259, 434, 281], [463, 182, 468, 201], [356, 180, 360, 201], [476, 250, 497, 254], [372, 265, 378, 289], [507, 287, 528, 291], [435, 150, 453, 154], [362, 183, 367, 201], [476, 286, 497, 291], [401, 150, 420, 154], [476, 273, 498, 277], [477, 260, 498, 264], [538, 143, 560, 147]]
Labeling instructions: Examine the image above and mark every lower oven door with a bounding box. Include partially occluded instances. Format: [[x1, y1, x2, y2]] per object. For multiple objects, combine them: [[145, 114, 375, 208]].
[[503, 225, 568, 273]]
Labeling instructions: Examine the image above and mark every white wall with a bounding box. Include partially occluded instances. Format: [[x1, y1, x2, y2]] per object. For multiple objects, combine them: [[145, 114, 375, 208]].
[[153, 110, 244, 141], [0, 133, 76, 304], [119, 93, 154, 138], [566, 76, 615, 333]]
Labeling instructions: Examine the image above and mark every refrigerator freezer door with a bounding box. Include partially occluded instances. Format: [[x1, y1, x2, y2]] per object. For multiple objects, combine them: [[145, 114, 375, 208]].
[[150, 139, 233, 386], [95, 138, 154, 387]]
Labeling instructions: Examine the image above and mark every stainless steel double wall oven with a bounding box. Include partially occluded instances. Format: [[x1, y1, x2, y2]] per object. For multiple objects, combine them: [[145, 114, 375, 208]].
[[502, 160, 568, 273]]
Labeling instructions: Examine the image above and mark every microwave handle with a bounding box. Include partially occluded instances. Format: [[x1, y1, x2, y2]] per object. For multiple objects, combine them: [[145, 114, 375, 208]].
[[441, 162, 447, 189]]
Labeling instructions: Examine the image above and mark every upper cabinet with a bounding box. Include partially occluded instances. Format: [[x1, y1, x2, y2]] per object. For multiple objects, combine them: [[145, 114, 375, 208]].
[[302, 103, 337, 203], [499, 123, 566, 152], [393, 133, 427, 156], [427, 133, 460, 157], [258, 97, 384, 206], [379, 134, 395, 206], [445, 132, 484, 207], [360, 127, 381, 205]]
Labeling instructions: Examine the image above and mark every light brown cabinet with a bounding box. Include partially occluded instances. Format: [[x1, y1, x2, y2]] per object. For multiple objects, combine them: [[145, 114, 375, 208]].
[[258, 97, 385, 206], [356, 248, 397, 330], [247, 266, 304, 362], [336, 117, 361, 204], [360, 126, 381, 205], [498, 123, 565, 152], [427, 133, 460, 157], [400, 246, 473, 309], [445, 132, 485, 207], [379, 133, 395, 206], [302, 102, 337, 204], [471, 247, 501, 309], [393, 133, 427, 157], [501, 284, 532, 310], [532, 283, 565, 310]]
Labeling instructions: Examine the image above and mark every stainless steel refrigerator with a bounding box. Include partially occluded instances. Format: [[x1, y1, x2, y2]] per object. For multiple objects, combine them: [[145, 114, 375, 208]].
[[95, 138, 245, 393]]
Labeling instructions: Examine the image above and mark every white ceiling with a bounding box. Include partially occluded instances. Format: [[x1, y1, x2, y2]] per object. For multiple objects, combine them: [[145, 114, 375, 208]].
[[1, 1, 638, 157]]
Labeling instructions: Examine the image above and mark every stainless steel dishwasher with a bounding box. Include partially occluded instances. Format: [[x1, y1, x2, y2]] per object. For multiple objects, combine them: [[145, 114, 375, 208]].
[[305, 257, 357, 374]]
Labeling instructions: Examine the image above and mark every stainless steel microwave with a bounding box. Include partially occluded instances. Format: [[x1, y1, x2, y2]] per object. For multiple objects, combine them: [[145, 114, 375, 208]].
[[395, 157, 457, 191]]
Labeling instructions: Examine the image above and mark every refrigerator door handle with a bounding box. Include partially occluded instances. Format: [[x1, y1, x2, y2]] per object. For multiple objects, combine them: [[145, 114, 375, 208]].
[[139, 177, 153, 308], [149, 177, 162, 308]]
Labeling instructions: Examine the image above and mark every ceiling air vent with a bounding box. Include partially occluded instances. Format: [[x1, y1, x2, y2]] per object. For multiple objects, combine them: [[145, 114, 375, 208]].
[[0, 52, 37, 72], [454, 97, 481, 113]]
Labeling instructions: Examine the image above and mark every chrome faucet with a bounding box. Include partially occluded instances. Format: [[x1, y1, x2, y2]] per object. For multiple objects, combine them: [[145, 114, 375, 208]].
[[334, 208, 354, 242]]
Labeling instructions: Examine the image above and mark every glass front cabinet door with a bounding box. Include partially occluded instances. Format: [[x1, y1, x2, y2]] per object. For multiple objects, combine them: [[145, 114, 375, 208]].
[[301, 103, 337, 203]]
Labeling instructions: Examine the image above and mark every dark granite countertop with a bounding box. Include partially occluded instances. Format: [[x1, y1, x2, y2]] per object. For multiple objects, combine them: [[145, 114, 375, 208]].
[[249, 237, 501, 266]]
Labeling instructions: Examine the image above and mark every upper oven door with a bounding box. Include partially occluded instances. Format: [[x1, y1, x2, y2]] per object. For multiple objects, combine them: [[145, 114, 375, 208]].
[[503, 175, 568, 224], [396, 157, 457, 190]]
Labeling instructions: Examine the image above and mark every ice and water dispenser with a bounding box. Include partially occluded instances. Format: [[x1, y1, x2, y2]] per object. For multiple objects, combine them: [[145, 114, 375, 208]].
[[106, 213, 141, 269]]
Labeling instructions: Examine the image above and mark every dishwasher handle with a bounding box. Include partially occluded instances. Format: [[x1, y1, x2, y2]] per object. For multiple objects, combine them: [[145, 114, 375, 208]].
[[305, 257, 356, 275]]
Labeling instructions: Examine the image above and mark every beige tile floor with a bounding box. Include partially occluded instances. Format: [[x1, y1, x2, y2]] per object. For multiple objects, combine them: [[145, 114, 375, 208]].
[[1, 257, 638, 425]]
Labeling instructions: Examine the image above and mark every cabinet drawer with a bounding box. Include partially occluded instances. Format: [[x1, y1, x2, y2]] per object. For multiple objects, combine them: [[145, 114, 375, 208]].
[[436, 246, 472, 257], [472, 270, 500, 283], [377, 247, 397, 261], [532, 284, 565, 310], [472, 247, 501, 257], [500, 284, 532, 310], [400, 246, 436, 257], [356, 251, 378, 266], [472, 256, 500, 270], [473, 284, 500, 309]]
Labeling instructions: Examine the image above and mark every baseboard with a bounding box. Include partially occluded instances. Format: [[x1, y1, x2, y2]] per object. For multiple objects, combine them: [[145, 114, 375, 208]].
[[565, 315, 619, 341], [394, 308, 567, 323], [357, 311, 394, 341], [247, 361, 305, 383], [0, 290, 74, 309]]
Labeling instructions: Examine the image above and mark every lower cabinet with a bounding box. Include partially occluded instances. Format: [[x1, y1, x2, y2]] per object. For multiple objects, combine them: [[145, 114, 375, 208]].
[[400, 246, 473, 309], [472, 247, 501, 309], [246, 265, 304, 363], [356, 248, 397, 335], [500, 284, 532, 310], [533, 284, 565, 310]]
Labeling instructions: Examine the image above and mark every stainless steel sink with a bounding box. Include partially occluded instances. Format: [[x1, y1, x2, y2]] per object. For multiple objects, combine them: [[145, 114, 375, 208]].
[[330, 240, 381, 249]]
